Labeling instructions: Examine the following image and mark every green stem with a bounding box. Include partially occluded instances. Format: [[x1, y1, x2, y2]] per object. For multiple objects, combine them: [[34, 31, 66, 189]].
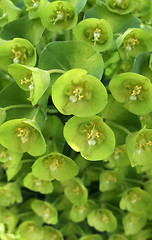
[[18, 212, 33, 218], [125, 177, 143, 185], [102, 202, 123, 214], [107, 121, 131, 135], [3, 104, 32, 111], [21, 159, 35, 164], [47, 69, 65, 74], [31, 107, 39, 122], [47, 107, 59, 114]]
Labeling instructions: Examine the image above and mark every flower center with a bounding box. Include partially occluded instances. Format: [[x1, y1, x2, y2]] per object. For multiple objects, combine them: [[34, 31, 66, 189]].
[[85, 25, 107, 45], [109, 0, 129, 10], [112, 146, 123, 159], [79, 121, 105, 146], [44, 155, 64, 171], [65, 79, 92, 103], [0, 146, 12, 162], [20, 72, 34, 91], [123, 80, 147, 102], [51, 2, 74, 25], [25, 0, 39, 10], [11, 45, 29, 64], [16, 123, 35, 144], [122, 35, 139, 52], [135, 132, 152, 153]]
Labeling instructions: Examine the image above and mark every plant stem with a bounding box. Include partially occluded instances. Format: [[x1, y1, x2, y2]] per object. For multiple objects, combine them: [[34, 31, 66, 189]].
[[107, 121, 131, 135], [125, 177, 143, 185], [47, 69, 65, 74], [3, 104, 32, 111], [47, 108, 59, 114], [21, 159, 35, 164]]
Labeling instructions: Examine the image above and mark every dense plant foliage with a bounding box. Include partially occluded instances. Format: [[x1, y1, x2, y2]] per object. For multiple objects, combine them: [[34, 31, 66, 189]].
[[1, 0, 152, 239]]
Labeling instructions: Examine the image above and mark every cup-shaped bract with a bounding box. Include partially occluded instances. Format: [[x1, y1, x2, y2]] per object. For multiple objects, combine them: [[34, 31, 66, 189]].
[[43, 226, 64, 240], [70, 200, 97, 223], [0, 38, 37, 71], [63, 178, 88, 206], [32, 152, 79, 181], [0, 0, 21, 28], [99, 169, 124, 192], [40, 1, 78, 32], [64, 115, 115, 161], [0, 118, 46, 156], [105, 145, 130, 168], [105, 0, 137, 15], [23, 0, 48, 19], [17, 221, 43, 240], [132, 0, 151, 17], [119, 187, 152, 219], [109, 72, 152, 115], [0, 207, 18, 233], [23, 172, 54, 194], [73, 18, 113, 52], [87, 208, 117, 232], [123, 212, 147, 235], [31, 199, 58, 225], [8, 64, 50, 106], [116, 28, 152, 59], [126, 128, 152, 166], [52, 69, 108, 117], [80, 235, 103, 240], [109, 234, 128, 240], [0, 182, 22, 206]]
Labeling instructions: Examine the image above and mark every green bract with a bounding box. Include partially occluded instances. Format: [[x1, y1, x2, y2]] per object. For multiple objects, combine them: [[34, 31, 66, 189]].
[[105, 0, 137, 15], [109, 234, 128, 240], [0, 118, 46, 156], [119, 187, 152, 219], [43, 226, 64, 240], [40, 1, 78, 32], [23, 172, 54, 194], [99, 169, 124, 192], [52, 69, 108, 117], [0, 38, 37, 71], [63, 178, 88, 206], [17, 221, 43, 240], [31, 199, 58, 224], [123, 212, 147, 235], [80, 235, 103, 240], [23, 0, 48, 19], [32, 152, 79, 181], [116, 28, 152, 59], [87, 208, 117, 232], [0, 182, 22, 206], [8, 64, 50, 106], [64, 115, 115, 160], [109, 72, 152, 115], [126, 128, 152, 166], [73, 18, 113, 52], [0, 0, 21, 28]]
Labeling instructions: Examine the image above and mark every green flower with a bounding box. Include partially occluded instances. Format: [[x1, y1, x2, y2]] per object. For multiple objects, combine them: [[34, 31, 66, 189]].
[[23, 172, 54, 194], [105, 0, 137, 15], [109, 234, 128, 240], [43, 226, 64, 240], [31, 199, 58, 224], [80, 234, 103, 240], [8, 64, 50, 106], [126, 128, 152, 166], [116, 28, 152, 59], [0, 38, 37, 71], [32, 152, 79, 181], [17, 221, 43, 240], [109, 72, 152, 115], [40, 1, 78, 32], [0, 182, 22, 206], [23, 0, 48, 19], [0, 118, 46, 156], [123, 212, 147, 235], [87, 208, 117, 232], [64, 115, 115, 160], [73, 18, 113, 52], [52, 69, 108, 117]]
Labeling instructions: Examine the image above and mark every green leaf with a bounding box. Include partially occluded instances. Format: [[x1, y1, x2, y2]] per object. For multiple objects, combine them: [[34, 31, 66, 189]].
[[52, 68, 108, 117], [23, 172, 54, 194], [39, 41, 104, 80], [87, 208, 117, 232], [0, 16, 45, 46], [63, 115, 115, 161], [31, 199, 58, 224], [32, 152, 79, 181], [64, 0, 87, 14]]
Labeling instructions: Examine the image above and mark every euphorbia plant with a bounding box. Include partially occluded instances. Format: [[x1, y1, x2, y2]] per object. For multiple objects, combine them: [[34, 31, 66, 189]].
[[1, 0, 152, 240]]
